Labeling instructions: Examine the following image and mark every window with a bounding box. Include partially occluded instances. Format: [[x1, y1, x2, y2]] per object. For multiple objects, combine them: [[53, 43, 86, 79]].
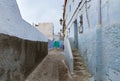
[[79, 15, 83, 33]]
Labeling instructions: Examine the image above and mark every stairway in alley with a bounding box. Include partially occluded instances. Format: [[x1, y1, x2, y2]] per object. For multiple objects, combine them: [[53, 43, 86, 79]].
[[72, 49, 92, 81]]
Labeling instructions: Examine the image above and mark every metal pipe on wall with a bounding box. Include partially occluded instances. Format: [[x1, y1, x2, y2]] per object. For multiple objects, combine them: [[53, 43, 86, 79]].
[[98, 0, 102, 25]]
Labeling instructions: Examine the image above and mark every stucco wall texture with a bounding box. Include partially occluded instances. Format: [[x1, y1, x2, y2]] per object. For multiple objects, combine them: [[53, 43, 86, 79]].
[[0, 34, 48, 81], [65, 0, 120, 81]]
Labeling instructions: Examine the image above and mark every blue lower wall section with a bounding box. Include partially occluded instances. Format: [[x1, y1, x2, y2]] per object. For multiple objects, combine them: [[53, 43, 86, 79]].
[[77, 24, 120, 81], [65, 0, 120, 80], [102, 24, 120, 81], [48, 40, 53, 50]]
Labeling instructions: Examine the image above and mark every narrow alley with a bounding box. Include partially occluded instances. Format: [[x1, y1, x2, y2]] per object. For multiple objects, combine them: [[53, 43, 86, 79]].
[[26, 49, 91, 81], [0, 0, 120, 81]]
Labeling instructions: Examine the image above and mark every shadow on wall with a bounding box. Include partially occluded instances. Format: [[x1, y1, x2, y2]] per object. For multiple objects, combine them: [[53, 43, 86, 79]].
[[0, 34, 48, 81]]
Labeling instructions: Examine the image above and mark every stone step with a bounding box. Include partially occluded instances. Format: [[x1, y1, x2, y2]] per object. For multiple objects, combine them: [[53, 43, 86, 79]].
[[73, 54, 80, 57], [76, 65, 86, 69], [73, 53, 82, 57], [74, 66, 86, 70], [72, 51, 80, 55], [74, 62, 84, 65], [73, 57, 82, 59], [74, 66, 81, 70], [74, 70, 92, 77], [74, 71, 83, 75], [72, 49, 78, 52], [74, 63, 85, 68], [73, 57, 82, 62]]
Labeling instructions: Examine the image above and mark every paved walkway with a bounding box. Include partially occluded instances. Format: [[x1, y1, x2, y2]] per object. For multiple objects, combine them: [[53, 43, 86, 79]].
[[26, 49, 72, 81], [26, 49, 91, 81]]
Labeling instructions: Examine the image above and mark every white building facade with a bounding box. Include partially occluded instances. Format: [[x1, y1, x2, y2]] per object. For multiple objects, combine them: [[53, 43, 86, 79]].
[[64, 0, 120, 81], [35, 23, 54, 40]]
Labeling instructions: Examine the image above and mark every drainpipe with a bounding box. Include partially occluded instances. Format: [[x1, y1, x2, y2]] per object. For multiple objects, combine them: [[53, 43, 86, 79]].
[[98, 0, 102, 25], [96, 0, 103, 81]]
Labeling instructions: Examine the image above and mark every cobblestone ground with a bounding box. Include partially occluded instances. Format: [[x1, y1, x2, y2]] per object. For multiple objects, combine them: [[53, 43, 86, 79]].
[[26, 49, 91, 81]]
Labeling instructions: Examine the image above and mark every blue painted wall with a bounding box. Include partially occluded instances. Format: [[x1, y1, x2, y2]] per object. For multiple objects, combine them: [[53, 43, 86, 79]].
[[65, 0, 120, 81]]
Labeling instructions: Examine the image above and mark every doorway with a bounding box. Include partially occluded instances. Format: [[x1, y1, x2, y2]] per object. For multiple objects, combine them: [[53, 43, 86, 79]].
[[74, 19, 78, 48]]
